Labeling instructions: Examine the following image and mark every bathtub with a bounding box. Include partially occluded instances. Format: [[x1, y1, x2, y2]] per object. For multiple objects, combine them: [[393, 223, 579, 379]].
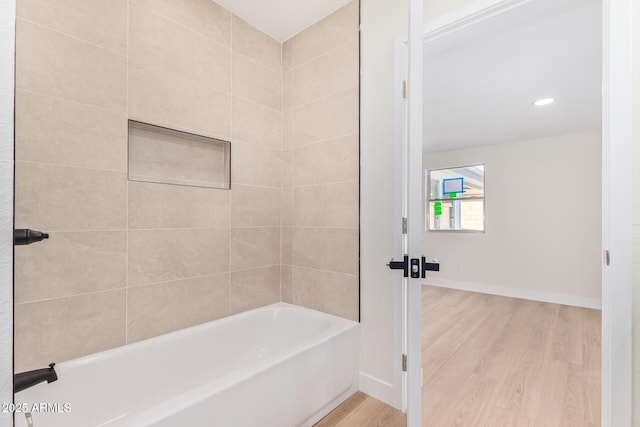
[[15, 303, 360, 427]]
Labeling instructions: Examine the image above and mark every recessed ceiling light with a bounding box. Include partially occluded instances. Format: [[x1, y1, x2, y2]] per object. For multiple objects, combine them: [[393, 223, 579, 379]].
[[533, 98, 555, 106]]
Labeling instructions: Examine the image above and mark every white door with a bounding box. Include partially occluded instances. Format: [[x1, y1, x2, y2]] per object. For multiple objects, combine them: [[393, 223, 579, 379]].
[[389, 0, 424, 425]]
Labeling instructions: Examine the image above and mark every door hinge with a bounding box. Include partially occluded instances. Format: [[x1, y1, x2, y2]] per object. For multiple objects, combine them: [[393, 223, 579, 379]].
[[402, 354, 407, 372], [402, 80, 408, 99], [605, 250, 610, 266], [402, 217, 408, 234]]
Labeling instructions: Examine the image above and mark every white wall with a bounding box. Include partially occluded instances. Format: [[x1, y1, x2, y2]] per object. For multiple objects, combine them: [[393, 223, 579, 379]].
[[423, 132, 602, 308], [631, 0, 640, 422], [360, 0, 407, 408], [0, 0, 15, 425]]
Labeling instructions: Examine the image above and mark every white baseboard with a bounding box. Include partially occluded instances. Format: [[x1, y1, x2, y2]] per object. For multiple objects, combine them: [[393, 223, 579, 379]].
[[425, 277, 602, 309], [358, 372, 403, 410]]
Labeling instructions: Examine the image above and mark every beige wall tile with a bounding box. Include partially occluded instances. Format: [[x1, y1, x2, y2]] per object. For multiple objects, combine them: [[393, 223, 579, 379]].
[[230, 185, 281, 227], [15, 162, 127, 231], [17, 0, 127, 54], [15, 90, 127, 171], [293, 39, 359, 107], [16, 19, 126, 112], [292, 267, 358, 321], [280, 265, 293, 303], [129, 3, 231, 93], [14, 290, 126, 371], [282, 227, 293, 266], [132, 0, 231, 47], [128, 181, 230, 229], [293, 227, 359, 275], [293, 135, 359, 186], [291, 0, 359, 67], [129, 60, 231, 140], [282, 109, 294, 150], [128, 229, 230, 286], [230, 227, 281, 271], [282, 69, 293, 112], [283, 39, 293, 72], [231, 140, 281, 188], [292, 88, 358, 146], [232, 52, 281, 111], [282, 148, 293, 188], [127, 274, 229, 342], [232, 97, 282, 150], [232, 15, 281, 73], [282, 188, 293, 227], [294, 182, 359, 228], [15, 231, 126, 303], [230, 266, 280, 314]]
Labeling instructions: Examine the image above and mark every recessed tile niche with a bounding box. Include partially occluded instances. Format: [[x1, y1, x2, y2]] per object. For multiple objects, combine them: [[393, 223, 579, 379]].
[[128, 120, 231, 189]]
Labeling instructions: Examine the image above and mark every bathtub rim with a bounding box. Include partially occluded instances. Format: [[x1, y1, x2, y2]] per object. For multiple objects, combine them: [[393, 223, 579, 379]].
[[16, 302, 359, 389]]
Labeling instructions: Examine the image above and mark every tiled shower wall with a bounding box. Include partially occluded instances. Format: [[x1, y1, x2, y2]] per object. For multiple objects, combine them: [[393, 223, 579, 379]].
[[13, 0, 284, 371], [13, 0, 360, 372], [280, 2, 360, 321]]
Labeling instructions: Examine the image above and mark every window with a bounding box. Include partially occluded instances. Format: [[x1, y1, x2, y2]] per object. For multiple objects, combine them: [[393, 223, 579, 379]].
[[426, 164, 485, 232]]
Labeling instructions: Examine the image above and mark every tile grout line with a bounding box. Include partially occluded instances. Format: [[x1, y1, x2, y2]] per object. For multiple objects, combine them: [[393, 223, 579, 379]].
[[16, 16, 128, 58], [16, 159, 128, 175], [129, 0, 231, 50], [125, 0, 130, 345], [291, 35, 359, 70], [290, 37, 297, 306], [15, 287, 127, 307], [279, 38, 284, 304], [228, 15, 234, 317], [15, 88, 125, 117]]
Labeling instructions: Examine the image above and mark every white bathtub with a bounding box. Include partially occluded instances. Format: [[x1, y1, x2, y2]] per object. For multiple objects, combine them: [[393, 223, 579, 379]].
[[15, 303, 360, 427]]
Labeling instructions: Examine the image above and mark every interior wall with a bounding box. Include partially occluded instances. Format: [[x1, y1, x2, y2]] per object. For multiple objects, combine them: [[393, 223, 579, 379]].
[[0, 0, 15, 424], [281, 1, 360, 321], [423, 132, 602, 308], [13, 0, 283, 371], [632, 0, 640, 421], [360, 0, 407, 407]]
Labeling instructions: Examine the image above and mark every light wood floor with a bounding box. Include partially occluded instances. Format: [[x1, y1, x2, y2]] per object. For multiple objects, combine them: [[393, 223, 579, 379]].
[[314, 391, 406, 426], [317, 286, 601, 426], [422, 286, 601, 426]]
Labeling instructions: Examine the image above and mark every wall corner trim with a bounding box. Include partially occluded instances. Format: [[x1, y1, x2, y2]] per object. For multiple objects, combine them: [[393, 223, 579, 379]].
[[358, 372, 403, 410]]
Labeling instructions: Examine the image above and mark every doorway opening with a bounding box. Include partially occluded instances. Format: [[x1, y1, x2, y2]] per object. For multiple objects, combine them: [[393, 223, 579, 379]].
[[420, 0, 602, 424]]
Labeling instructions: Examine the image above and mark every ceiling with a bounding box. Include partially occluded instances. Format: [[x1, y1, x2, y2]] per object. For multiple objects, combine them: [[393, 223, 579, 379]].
[[214, 0, 352, 42], [423, 0, 602, 152]]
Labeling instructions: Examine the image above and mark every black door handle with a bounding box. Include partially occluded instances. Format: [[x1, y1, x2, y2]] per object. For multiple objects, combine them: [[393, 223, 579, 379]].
[[387, 255, 409, 278], [422, 256, 440, 278]]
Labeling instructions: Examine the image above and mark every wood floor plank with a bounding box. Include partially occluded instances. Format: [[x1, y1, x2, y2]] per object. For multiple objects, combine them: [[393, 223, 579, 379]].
[[423, 294, 506, 384], [427, 299, 515, 389], [314, 392, 406, 427], [314, 392, 368, 426], [423, 286, 600, 427], [492, 301, 560, 422], [319, 287, 601, 426], [551, 305, 584, 365], [472, 298, 539, 382], [426, 373, 499, 427]]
